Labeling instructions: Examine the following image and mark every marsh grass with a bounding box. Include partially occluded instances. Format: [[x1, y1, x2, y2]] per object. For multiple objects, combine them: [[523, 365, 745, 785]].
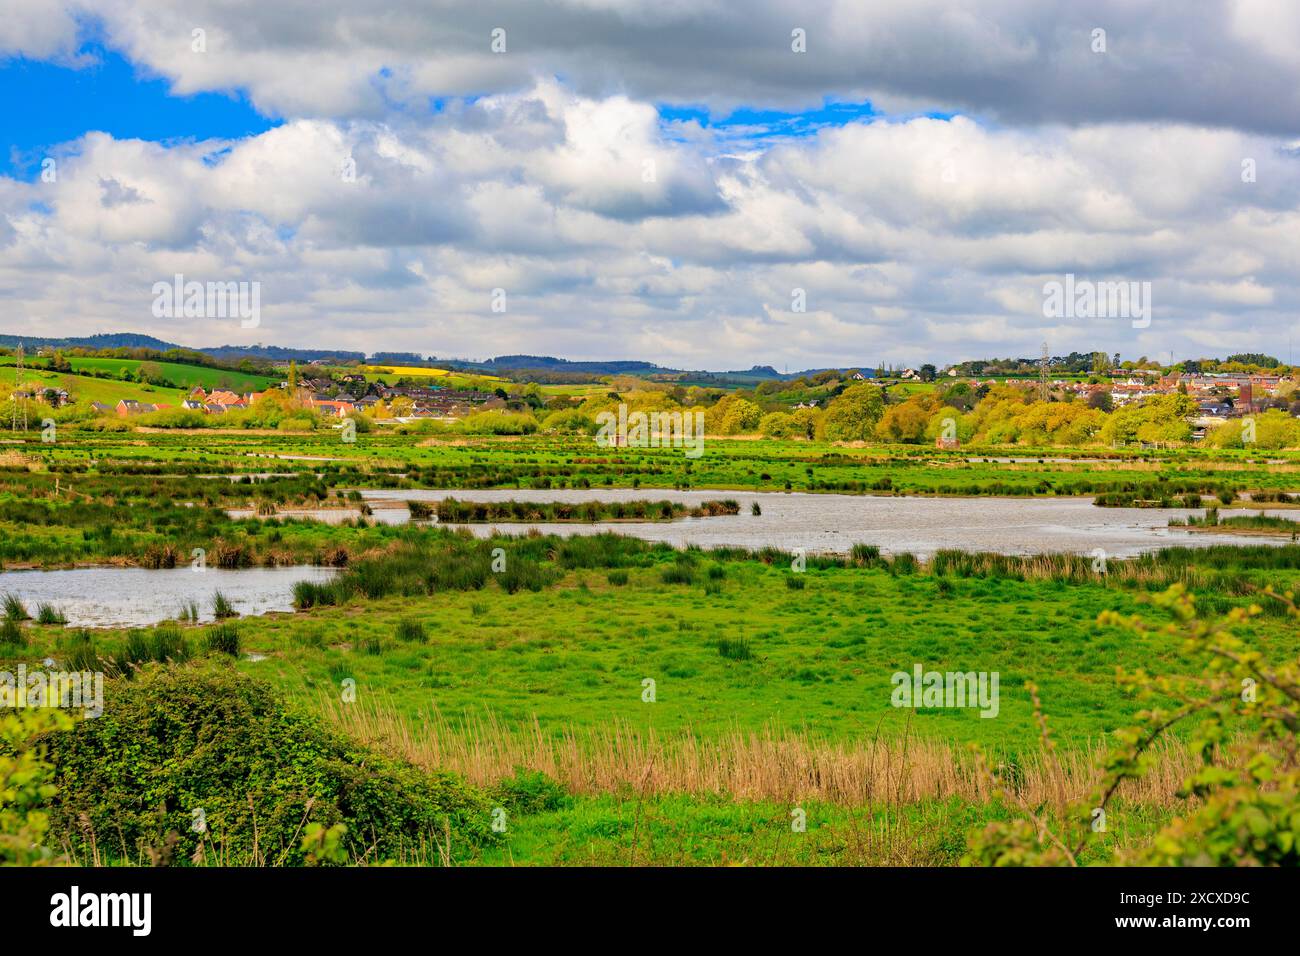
[[0, 616, 25, 647], [211, 590, 236, 620], [395, 618, 427, 643], [319, 701, 1201, 809], [433, 498, 739, 523], [715, 637, 753, 661], [205, 623, 241, 657], [35, 603, 67, 625], [111, 625, 192, 675], [2, 593, 29, 621]]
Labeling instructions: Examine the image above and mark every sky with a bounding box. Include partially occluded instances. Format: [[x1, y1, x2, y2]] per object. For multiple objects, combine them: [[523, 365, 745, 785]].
[[2, 1, 1300, 369]]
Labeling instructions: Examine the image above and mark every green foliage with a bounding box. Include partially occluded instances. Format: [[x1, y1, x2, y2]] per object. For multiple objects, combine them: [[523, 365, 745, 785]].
[[2, 594, 29, 622], [205, 623, 241, 658], [0, 708, 74, 865], [43, 666, 498, 865], [824, 384, 885, 442], [212, 591, 235, 620], [966, 584, 1300, 866], [488, 769, 570, 815], [395, 618, 427, 643]]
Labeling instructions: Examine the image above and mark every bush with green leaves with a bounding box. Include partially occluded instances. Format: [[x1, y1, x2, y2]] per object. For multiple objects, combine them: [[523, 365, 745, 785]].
[[43, 665, 498, 865], [1, 708, 74, 865], [965, 584, 1300, 866]]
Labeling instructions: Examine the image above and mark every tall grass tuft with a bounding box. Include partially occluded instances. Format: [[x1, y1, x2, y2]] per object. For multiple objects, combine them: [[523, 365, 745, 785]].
[[396, 618, 427, 643], [36, 603, 67, 625], [205, 622, 241, 658], [715, 637, 753, 661], [2, 593, 29, 621], [0, 616, 25, 647], [212, 590, 236, 620]]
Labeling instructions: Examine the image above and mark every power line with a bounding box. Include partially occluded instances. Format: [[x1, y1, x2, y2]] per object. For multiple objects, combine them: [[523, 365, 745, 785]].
[[11, 343, 27, 432], [1039, 341, 1050, 402]]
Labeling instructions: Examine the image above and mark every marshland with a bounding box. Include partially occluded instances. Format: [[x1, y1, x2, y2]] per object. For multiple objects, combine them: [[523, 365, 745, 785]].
[[4, 427, 1300, 866]]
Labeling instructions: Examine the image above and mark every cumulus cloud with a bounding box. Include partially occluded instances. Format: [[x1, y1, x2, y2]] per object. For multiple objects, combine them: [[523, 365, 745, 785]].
[[22, 0, 1300, 133], [5, 2, 1300, 366]]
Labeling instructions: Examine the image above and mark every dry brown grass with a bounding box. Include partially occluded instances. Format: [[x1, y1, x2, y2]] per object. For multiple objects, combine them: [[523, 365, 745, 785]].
[[317, 697, 1200, 808]]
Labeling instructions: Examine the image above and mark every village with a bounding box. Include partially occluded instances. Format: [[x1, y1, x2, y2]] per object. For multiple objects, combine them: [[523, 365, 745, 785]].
[[96, 373, 505, 423]]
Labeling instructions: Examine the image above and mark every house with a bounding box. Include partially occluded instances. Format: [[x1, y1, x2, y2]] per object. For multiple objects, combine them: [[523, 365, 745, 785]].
[[182, 399, 209, 412], [115, 399, 151, 416], [89, 402, 113, 415], [311, 399, 356, 418], [207, 390, 244, 407], [935, 436, 961, 450]]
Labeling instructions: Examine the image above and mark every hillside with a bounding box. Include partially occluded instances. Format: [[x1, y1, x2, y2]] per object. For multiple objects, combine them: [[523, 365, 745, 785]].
[[0, 356, 279, 408]]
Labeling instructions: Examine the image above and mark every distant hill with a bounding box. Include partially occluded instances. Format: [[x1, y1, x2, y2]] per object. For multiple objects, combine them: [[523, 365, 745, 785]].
[[200, 344, 367, 364], [0, 332, 184, 351], [0, 331, 876, 379], [481, 355, 665, 375]]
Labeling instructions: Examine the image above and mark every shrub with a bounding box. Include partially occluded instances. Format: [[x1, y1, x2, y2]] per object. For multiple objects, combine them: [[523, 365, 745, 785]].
[[966, 585, 1300, 867], [43, 666, 498, 865], [0, 708, 74, 865], [488, 769, 570, 815], [606, 570, 629, 586]]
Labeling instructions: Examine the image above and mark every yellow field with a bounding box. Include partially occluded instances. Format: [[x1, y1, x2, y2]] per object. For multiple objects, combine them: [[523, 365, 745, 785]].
[[359, 364, 503, 381]]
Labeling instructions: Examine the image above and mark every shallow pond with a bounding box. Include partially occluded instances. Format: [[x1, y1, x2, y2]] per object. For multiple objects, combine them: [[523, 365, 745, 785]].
[[328, 489, 1292, 559], [0, 566, 338, 628]]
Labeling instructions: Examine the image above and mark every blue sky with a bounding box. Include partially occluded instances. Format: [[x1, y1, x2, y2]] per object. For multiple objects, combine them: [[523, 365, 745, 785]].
[[0, 47, 277, 178], [1, 2, 1298, 367], [1, 44, 901, 177]]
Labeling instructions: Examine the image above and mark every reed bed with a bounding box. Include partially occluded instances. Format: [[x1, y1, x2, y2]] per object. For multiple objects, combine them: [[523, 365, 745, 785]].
[[431, 497, 740, 523], [317, 698, 1199, 808]]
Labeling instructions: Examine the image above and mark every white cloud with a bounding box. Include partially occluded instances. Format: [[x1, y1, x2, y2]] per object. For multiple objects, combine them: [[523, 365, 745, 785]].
[[7, 4, 1300, 367]]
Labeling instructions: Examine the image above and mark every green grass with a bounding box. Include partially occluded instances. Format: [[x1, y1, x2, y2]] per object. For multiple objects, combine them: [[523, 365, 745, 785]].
[[19, 555, 1269, 755], [460, 793, 1169, 866]]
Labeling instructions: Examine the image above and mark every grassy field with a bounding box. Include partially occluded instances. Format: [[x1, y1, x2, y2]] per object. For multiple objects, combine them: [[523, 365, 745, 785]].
[[0, 355, 280, 408], [2, 426, 1297, 866]]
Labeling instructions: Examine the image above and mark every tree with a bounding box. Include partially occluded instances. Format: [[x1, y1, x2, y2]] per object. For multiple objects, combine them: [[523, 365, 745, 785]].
[[136, 361, 166, 386], [875, 400, 930, 443], [1085, 390, 1113, 412], [966, 585, 1300, 866], [823, 384, 885, 442], [718, 398, 762, 434]]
